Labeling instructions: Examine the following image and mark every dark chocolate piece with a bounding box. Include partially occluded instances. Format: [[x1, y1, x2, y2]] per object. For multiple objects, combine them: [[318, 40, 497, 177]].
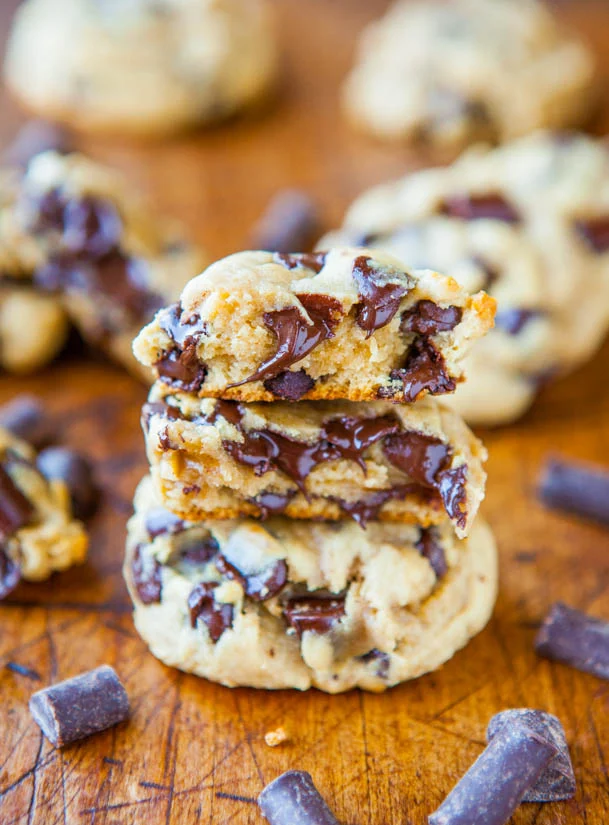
[[144, 507, 185, 539], [29, 665, 130, 747], [400, 300, 462, 337], [36, 447, 98, 520], [264, 370, 315, 401], [574, 216, 609, 253], [332, 484, 420, 528], [4, 120, 72, 168], [494, 309, 541, 335], [216, 539, 287, 601], [428, 720, 557, 825], [61, 196, 123, 258], [258, 770, 339, 825], [323, 414, 399, 471], [0, 464, 35, 543], [358, 649, 390, 679], [417, 528, 447, 579], [250, 190, 321, 254], [440, 193, 520, 224], [539, 457, 609, 526], [250, 491, 297, 519], [188, 582, 233, 642], [384, 338, 456, 402], [141, 400, 185, 431], [131, 545, 162, 605], [0, 395, 55, 448], [535, 602, 609, 680], [209, 400, 244, 427], [283, 592, 345, 636], [155, 303, 209, 392], [0, 548, 21, 600], [352, 255, 410, 336], [487, 710, 576, 802], [438, 465, 468, 530], [273, 252, 327, 273], [178, 535, 219, 565]]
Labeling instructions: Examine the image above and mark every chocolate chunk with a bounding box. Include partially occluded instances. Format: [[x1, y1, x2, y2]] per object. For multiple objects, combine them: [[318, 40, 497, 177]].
[[438, 465, 468, 530], [440, 193, 520, 224], [178, 535, 219, 565], [250, 190, 321, 254], [131, 544, 162, 604], [322, 414, 399, 471], [539, 457, 609, 526], [385, 338, 456, 402], [535, 602, 609, 680], [574, 216, 609, 253], [188, 582, 233, 642], [216, 538, 287, 601], [283, 592, 345, 636], [0, 395, 55, 448], [428, 720, 557, 825], [273, 252, 327, 273], [4, 120, 72, 168], [400, 300, 462, 337], [144, 507, 185, 539], [235, 294, 342, 386], [251, 491, 297, 518], [141, 400, 184, 431], [494, 309, 541, 335], [27, 188, 65, 235], [358, 649, 390, 679], [61, 196, 123, 258], [264, 370, 315, 401], [332, 484, 419, 528], [0, 464, 35, 543], [352, 255, 410, 336], [487, 710, 576, 802], [29, 665, 130, 747], [209, 400, 244, 427], [155, 303, 209, 392], [417, 528, 447, 579], [0, 548, 21, 600], [36, 447, 98, 520], [258, 770, 340, 825], [159, 302, 207, 348]]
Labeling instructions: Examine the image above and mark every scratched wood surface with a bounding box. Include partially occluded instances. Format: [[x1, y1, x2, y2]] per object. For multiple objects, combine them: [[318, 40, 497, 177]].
[[1, 0, 609, 823]]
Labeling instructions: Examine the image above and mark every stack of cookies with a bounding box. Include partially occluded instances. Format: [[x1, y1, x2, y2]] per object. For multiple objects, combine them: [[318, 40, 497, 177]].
[[124, 248, 498, 692]]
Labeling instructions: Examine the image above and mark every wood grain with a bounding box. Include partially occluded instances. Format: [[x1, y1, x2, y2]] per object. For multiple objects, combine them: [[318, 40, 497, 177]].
[[1, 0, 609, 822]]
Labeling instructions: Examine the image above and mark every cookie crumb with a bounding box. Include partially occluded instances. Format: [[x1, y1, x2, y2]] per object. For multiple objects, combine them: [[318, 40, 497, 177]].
[[264, 727, 289, 747]]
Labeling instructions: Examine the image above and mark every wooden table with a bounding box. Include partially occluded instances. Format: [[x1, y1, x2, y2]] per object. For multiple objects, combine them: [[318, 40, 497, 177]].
[[1, 1, 608, 822]]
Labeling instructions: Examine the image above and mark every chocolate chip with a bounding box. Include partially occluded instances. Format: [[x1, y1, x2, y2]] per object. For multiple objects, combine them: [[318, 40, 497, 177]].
[[141, 400, 185, 431], [283, 592, 345, 636], [417, 528, 447, 578], [208, 400, 244, 427], [323, 414, 399, 471], [535, 601, 609, 680], [250, 491, 297, 518], [440, 193, 520, 224], [352, 255, 410, 336], [159, 302, 207, 347], [264, 370, 315, 401], [61, 196, 123, 258], [4, 120, 72, 168], [234, 293, 342, 386], [438, 465, 468, 530], [36, 447, 98, 520], [155, 303, 209, 392], [131, 544, 162, 604], [250, 190, 321, 254], [400, 300, 462, 337], [494, 309, 541, 335], [428, 720, 557, 825], [27, 188, 65, 234], [574, 216, 609, 253], [188, 582, 233, 642], [539, 457, 609, 526], [216, 539, 287, 601], [332, 485, 419, 528], [358, 649, 390, 679], [0, 548, 21, 600], [0, 395, 55, 448], [29, 665, 130, 747], [178, 535, 219, 565], [487, 710, 576, 802], [144, 507, 185, 539], [0, 464, 35, 543], [385, 338, 456, 402], [258, 770, 340, 825], [273, 252, 327, 273]]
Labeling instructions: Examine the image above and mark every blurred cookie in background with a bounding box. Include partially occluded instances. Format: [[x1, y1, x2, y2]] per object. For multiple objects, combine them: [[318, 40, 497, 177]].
[[321, 131, 609, 426], [343, 0, 597, 150], [4, 0, 277, 137]]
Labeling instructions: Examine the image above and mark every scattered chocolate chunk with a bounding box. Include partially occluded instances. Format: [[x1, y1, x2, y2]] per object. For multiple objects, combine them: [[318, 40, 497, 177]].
[[251, 491, 297, 519], [332, 485, 419, 528], [539, 457, 609, 526], [0, 395, 55, 448], [61, 196, 123, 258], [417, 528, 447, 578], [178, 535, 219, 565], [144, 507, 185, 539], [141, 401, 183, 433], [400, 300, 462, 337], [323, 414, 399, 471], [358, 649, 390, 679], [209, 400, 244, 426], [131, 545, 162, 604], [264, 369, 315, 401], [535, 602, 609, 680], [352, 255, 410, 336], [385, 338, 456, 402], [36, 447, 98, 520], [273, 252, 327, 273], [250, 190, 321, 254], [428, 720, 557, 825], [235, 294, 342, 386], [438, 465, 468, 530], [155, 303, 209, 392], [0, 548, 21, 600], [29, 665, 130, 747], [188, 582, 233, 642], [0, 464, 35, 543], [283, 591, 345, 636], [487, 710, 576, 802], [258, 770, 340, 825], [4, 120, 72, 168], [440, 193, 520, 224], [494, 309, 541, 335], [574, 216, 609, 253], [159, 302, 207, 347], [216, 539, 287, 601]]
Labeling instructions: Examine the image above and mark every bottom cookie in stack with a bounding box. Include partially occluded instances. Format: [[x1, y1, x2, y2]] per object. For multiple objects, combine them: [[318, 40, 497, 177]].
[[124, 476, 497, 693]]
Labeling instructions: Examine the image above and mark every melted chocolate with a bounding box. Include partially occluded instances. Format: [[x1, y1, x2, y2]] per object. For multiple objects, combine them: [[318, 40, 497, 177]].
[[0, 465, 35, 543], [141, 400, 184, 432], [209, 400, 244, 427], [156, 303, 209, 392], [0, 548, 21, 600], [438, 465, 468, 530], [188, 582, 233, 642], [323, 415, 400, 472], [36, 447, 98, 521], [283, 592, 346, 636], [131, 545, 162, 605], [264, 369, 315, 401], [495, 309, 541, 335], [178, 535, 219, 565], [216, 542, 288, 602], [61, 195, 123, 258], [574, 217, 609, 253], [159, 302, 207, 347], [250, 491, 297, 519], [358, 649, 390, 679], [145, 507, 185, 539], [352, 255, 410, 336], [383, 338, 456, 402], [440, 193, 520, 224], [417, 528, 447, 579], [273, 252, 327, 273], [332, 484, 420, 527], [400, 300, 462, 337]]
